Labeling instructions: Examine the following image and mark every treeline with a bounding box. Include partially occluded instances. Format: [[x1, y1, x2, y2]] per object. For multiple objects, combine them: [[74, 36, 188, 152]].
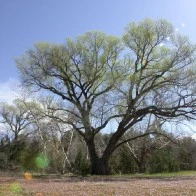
[[0, 99, 196, 175], [1, 124, 196, 175]]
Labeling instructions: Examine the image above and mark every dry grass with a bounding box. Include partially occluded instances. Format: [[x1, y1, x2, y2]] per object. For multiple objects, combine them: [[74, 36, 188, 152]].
[[1, 175, 196, 195]]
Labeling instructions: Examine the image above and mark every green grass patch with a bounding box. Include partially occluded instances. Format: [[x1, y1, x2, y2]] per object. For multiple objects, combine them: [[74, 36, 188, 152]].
[[87, 170, 196, 180], [111, 170, 196, 179], [138, 170, 196, 178], [0, 183, 24, 196]]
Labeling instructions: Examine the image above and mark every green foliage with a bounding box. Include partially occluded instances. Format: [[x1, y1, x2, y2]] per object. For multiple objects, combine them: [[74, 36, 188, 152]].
[[74, 149, 91, 175], [0, 152, 7, 169], [177, 137, 196, 170], [18, 140, 40, 171], [2, 129, 196, 175], [110, 147, 136, 174], [149, 148, 180, 173]]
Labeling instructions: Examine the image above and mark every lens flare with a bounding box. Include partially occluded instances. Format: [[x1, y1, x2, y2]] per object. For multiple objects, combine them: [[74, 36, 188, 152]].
[[36, 193, 44, 196], [35, 154, 49, 169], [24, 172, 32, 180], [10, 182, 23, 195]]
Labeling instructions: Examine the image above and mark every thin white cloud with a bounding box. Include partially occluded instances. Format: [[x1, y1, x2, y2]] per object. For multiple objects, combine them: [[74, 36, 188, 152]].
[[0, 78, 20, 103]]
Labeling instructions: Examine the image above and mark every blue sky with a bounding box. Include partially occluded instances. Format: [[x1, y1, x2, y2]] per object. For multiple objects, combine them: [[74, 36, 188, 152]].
[[0, 0, 196, 135], [1, 0, 196, 101]]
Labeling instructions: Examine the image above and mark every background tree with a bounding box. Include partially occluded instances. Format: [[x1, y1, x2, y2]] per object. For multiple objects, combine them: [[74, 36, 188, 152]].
[[177, 137, 196, 170], [16, 19, 196, 175], [124, 117, 177, 173], [0, 100, 32, 170], [0, 100, 31, 142]]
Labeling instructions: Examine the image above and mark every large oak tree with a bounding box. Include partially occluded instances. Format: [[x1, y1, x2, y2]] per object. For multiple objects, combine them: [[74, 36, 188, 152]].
[[16, 19, 196, 174]]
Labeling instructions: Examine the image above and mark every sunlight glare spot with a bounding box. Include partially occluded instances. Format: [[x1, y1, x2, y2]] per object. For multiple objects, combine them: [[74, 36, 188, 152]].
[[166, 37, 170, 41], [159, 43, 164, 47]]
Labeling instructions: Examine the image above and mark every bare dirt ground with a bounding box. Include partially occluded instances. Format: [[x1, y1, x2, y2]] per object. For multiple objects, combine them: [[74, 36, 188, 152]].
[[1, 175, 196, 195]]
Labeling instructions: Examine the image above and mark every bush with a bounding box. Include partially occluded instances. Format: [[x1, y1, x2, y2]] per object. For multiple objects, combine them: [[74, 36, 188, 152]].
[[110, 147, 136, 174], [149, 148, 180, 173], [74, 149, 91, 175]]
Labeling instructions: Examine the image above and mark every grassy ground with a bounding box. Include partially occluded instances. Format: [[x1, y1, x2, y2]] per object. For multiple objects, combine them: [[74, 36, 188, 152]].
[[1, 171, 196, 195], [122, 170, 196, 178]]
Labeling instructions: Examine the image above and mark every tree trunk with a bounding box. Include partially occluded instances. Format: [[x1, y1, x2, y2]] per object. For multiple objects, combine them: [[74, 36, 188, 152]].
[[138, 162, 147, 173], [85, 124, 127, 175], [137, 146, 149, 173], [85, 138, 110, 175], [91, 158, 110, 175]]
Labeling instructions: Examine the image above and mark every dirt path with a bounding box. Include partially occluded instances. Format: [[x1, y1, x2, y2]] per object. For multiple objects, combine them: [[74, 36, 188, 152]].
[[1, 176, 196, 195]]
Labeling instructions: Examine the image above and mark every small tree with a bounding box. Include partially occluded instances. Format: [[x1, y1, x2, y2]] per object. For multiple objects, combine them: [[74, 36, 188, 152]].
[[17, 19, 196, 175], [0, 100, 32, 169], [0, 100, 31, 142]]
